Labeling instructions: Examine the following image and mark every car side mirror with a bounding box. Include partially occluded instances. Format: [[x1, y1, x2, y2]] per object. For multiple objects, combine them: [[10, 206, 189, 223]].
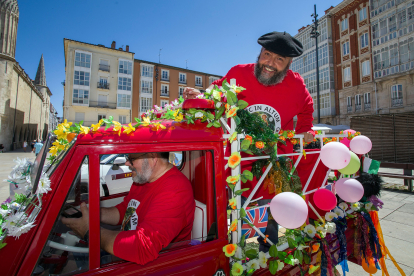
[[112, 164, 120, 170], [114, 157, 126, 165]]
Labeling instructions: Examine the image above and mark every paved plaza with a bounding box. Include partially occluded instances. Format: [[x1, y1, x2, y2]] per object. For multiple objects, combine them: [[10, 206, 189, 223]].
[[0, 149, 413, 275]]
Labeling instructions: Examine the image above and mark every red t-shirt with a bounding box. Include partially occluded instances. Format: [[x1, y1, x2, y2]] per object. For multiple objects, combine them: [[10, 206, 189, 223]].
[[215, 64, 314, 200], [113, 167, 195, 265]]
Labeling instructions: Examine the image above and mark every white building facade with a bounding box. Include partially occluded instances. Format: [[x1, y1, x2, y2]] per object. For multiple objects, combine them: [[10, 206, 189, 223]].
[[63, 39, 134, 126]]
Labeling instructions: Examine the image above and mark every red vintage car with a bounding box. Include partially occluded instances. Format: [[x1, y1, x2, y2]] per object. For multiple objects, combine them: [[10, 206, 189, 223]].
[[0, 119, 356, 276]]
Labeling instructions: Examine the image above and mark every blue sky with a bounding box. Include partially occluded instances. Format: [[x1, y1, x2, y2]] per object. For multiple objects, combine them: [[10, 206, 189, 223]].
[[15, 0, 342, 116]]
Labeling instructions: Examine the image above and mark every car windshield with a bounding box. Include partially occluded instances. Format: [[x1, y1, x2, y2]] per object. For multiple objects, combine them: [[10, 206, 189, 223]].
[[46, 137, 76, 178]]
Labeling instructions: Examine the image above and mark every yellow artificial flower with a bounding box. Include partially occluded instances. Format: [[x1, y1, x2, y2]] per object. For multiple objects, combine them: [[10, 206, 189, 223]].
[[112, 121, 123, 136], [228, 198, 237, 210], [141, 117, 151, 127], [151, 122, 166, 131], [231, 262, 244, 276], [91, 121, 102, 132], [226, 175, 240, 185], [226, 107, 239, 118], [54, 125, 68, 140], [223, 244, 237, 257], [228, 152, 241, 169], [123, 123, 136, 134], [52, 141, 65, 151], [174, 113, 183, 122], [49, 146, 58, 156], [62, 119, 72, 128], [79, 125, 89, 135]]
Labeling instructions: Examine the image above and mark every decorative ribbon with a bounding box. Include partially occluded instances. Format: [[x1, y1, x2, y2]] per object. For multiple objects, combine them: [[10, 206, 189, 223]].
[[370, 211, 406, 276], [334, 216, 348, 276], [362, 212, 382, 261]]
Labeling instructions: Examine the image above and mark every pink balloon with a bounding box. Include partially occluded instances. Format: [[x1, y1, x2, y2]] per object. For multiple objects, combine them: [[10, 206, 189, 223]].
[[320, 142, 351, 170], [335, 178, 364, 202], [313, 188, 337, 211], [350, 135, 372, 154], [270, 192, 308, 229], [340, 129, 356, 148]]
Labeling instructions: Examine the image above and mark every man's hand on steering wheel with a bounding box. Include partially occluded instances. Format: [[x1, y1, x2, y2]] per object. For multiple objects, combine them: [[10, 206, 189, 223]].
[[183, 87, 201, 100], [61, 202, 89, 240]]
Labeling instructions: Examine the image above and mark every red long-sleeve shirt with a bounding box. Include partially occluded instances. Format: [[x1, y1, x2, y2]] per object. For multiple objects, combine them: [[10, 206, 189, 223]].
[[215, 64, 314, 200], [113, 167, 195, 265]]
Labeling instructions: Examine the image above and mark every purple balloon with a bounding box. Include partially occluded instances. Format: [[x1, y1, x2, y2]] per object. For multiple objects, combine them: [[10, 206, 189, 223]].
[[335, 178, 364, 202], [350, 135, 372, 154], [270, 192, 308, 229], [320, 142, 351, 170]]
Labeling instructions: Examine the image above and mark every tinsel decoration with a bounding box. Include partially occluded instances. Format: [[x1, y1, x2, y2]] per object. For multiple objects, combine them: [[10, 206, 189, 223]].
[[319, 238, 334, 276], [333, 216, 349, 276], [356, 172, 383, 198], [362, 212, 383, 261], [353, 214, 367, 264]]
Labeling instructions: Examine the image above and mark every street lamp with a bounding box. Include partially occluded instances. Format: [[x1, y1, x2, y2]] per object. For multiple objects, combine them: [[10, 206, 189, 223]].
[[311, 4, 321, 124]]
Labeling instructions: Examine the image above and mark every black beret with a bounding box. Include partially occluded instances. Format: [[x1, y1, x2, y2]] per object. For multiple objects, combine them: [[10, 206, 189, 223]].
[[257, 31, 303, 57]]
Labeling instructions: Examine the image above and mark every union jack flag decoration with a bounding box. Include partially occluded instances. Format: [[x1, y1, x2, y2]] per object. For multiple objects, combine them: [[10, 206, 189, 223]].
[[241, 206, 268, 239]]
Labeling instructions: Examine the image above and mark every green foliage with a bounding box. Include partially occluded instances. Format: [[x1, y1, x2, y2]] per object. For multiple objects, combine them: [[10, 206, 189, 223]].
[[269, 244, 278, 258], [245, 249, 257, 259], [14, 194, 27, 204], [269, 260, 278, 275], [240, 234, 246, 248], [237, 100, 248, 110], [0, 242, 7, 250], [303, 252, 311, 264], [288, 237, 298, 249], [234, 188, 249, 196], [294, 249, 303, 264], [241, 170, 253, 183]]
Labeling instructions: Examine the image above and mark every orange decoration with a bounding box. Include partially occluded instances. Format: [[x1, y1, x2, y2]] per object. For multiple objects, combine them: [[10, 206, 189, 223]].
[[255, 141, 265, 149], [362, 258, 377, 274], [287, 132, 294, 138], [279, 136, 286, 141], [245, 135, 253, 143], [67, 133, 76, 143]]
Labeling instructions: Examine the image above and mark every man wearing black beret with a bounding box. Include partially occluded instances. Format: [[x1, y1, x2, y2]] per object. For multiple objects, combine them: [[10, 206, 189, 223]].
[[183, 31, 315, 252]]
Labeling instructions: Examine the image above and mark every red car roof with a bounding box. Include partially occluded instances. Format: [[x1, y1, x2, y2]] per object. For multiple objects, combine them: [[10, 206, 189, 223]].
[[75, 120, 224, 144]]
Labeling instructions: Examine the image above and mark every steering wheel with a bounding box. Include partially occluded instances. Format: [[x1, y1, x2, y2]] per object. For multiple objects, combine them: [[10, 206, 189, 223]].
[[47, 232, 89, 253]]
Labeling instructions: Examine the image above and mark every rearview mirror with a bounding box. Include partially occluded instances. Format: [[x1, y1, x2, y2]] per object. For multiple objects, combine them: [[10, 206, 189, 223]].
[[113, 157, 126, 165]]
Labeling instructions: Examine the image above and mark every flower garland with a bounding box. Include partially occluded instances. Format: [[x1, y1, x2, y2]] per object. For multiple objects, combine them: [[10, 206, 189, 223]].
[[0, 158, 52, 249]]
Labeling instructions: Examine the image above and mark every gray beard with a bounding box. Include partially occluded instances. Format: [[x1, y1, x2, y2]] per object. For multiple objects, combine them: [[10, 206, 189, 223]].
[[254, 57, 290, 86], [130, 159, 152, 184]]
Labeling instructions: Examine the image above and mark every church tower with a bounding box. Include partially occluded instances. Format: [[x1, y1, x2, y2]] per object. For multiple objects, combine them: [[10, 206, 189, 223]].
[[0, 0, 19, 59]]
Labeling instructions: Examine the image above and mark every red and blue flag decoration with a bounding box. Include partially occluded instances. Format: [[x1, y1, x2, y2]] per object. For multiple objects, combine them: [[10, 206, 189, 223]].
[[241, 206, 268, 239]]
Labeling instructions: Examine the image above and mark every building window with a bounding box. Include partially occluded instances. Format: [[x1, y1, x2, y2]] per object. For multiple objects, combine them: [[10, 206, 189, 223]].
[[161, 84, 169, 96], [364, 92, 371, 104], [74, 71, 90, 86], [391, 84, 403, 99], [341, 18, 348, 31], [179, 73, 186, 84], [179, 86, 185, 96], [98, 94, 107, 107], [209, 77, 220, 85], [359, 7, 367, 21], [141, 65, 153, 77], [98, 114, 106, 121], [360, 33, 369, 48], [347, 96, 352, 106], [140, 97, 152, 112], [362, 60, 371, 76], [195, 76, 202, 86], [118, 77, 132, 91], [119, 60, 132, 75], [343, 67, 351, 82], [75, 52, 91, 68], [141, 80, 153, 94], [99, 59, 109, 72], [98, 77, 109, 89], [343, 41, 350, 55], [119, 116, 127, 124], [117, 94, 131, 108], [160, 100, 169, 108], [75, 112, 85, 123], [161, 70, 169, 81], [355, 94, 362, 105], [73, 89, 89, 104]]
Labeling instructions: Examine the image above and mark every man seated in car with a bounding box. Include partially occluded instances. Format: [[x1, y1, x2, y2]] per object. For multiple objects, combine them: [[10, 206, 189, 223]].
[[62, 152, 195, 265]]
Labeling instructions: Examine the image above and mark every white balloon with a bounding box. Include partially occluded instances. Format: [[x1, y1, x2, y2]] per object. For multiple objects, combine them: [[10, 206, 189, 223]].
[[270, 192, 308, 229], [320, 142, 351, 170], [350, 135, 372, 154]]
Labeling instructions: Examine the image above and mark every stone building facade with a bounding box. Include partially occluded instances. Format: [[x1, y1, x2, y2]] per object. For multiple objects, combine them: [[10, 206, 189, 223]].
[[132, 60, 221, 117], [330, 0, 374, 126], [0, 0, 52, 150], [63, 39, 134, 126]]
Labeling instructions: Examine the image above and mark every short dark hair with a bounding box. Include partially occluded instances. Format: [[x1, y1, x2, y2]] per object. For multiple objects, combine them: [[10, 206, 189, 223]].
[[159, 152, 170, 161]]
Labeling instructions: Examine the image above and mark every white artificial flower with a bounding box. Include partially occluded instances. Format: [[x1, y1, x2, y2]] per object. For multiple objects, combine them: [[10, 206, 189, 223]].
[[7, 222, 35, 238], [258, 251, 268, 268], [0, 208, 9, 217], [304, 224, 316, 238], [154, 105, 161, 111], [216, 102, 222, 109], [172, 99, 179, 106], [365, 202, 373, 211], [292, 258, 300, 265], [350, 202, 363, 212], [235, 246, 242, 258], [194, 112, 204, 119], [36, 175, 51, 195], [333, 207, 345, 218], [338, 202, 348, 211], [325, 212, 338, 222], [325, 222, 337, 234], [196, 94, 205, 99], [246, 259, 260, 270], [297, 244, 309, 250], [316, 226, 327, 236], [10, 202, 21, 210], [3, 212, 26, 230], [277, 260, 285, 271]]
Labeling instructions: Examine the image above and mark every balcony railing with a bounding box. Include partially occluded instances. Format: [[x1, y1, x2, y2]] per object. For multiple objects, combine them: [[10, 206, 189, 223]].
[[179, 79, 187, 84], [347, 106, 352, 113], [195, 82, 203, 87], [364, 103, 371, 110], [160, 90, 169, 97], [355, 104, 362, 111], [89, 101, 117, 109], [392, 98, 403, 107], [99, 64, 110, 72], [97, 82, 110, 89], [161, 76, 169, 81]]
